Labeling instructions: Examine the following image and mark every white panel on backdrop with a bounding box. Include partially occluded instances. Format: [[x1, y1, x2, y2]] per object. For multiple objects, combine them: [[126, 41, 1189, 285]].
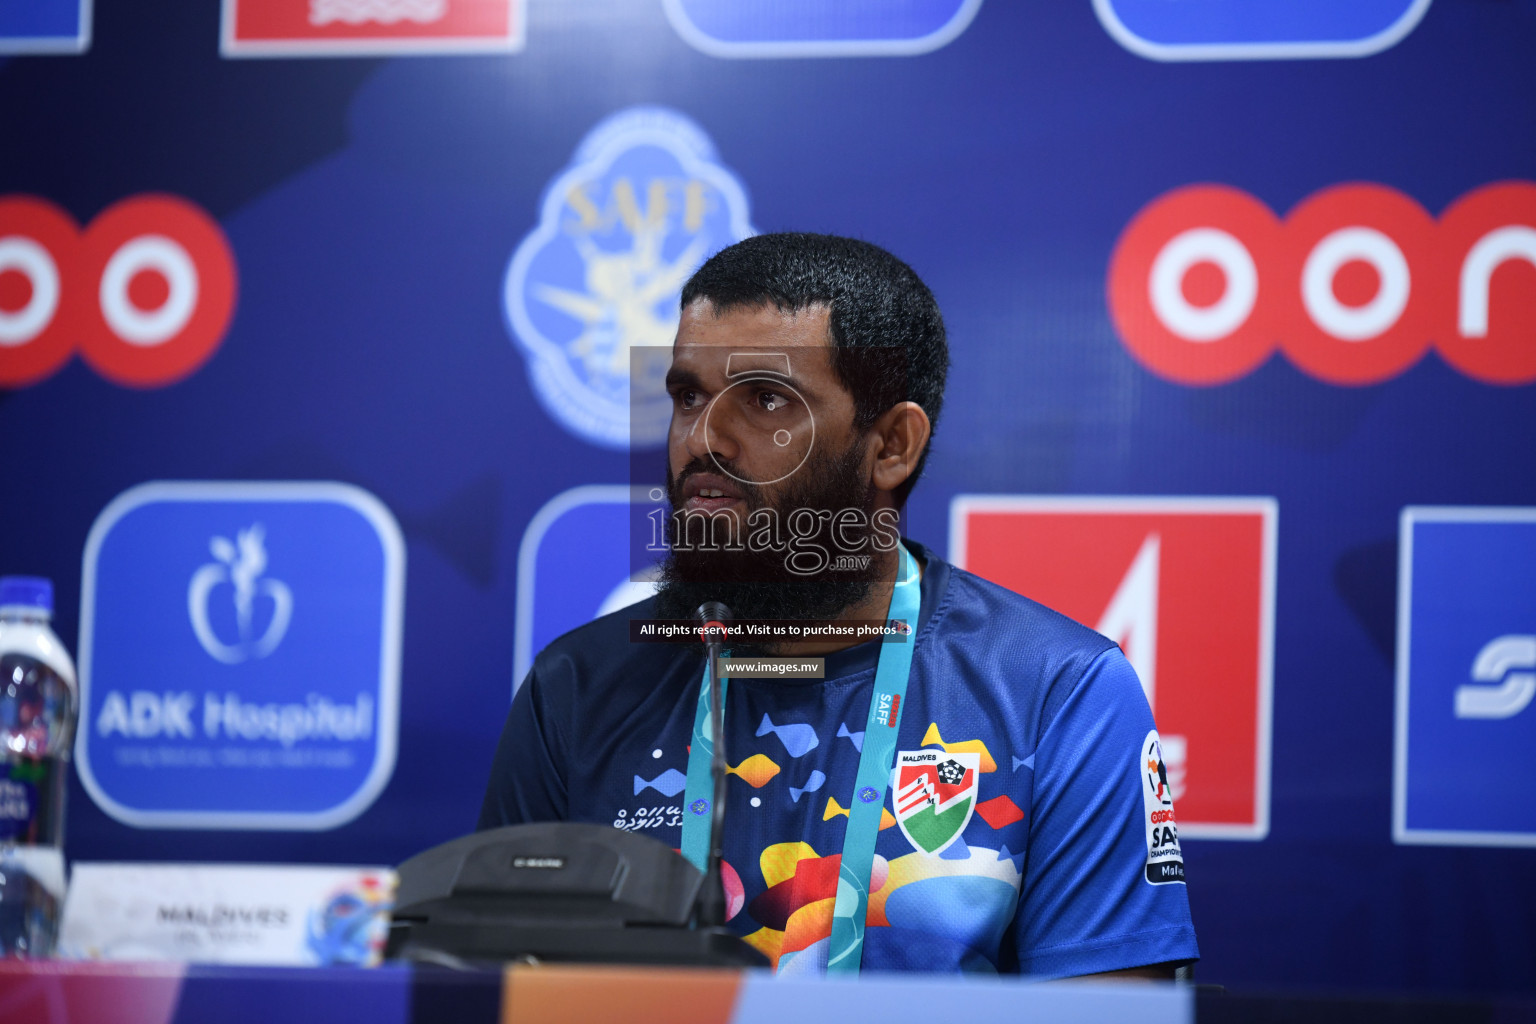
[[514, 485, 663, 697], [0, 0, 91, 54], [1093, 0, 1432, 61], [1394, 507, 1536, 847], [663, 0, 984, 58]]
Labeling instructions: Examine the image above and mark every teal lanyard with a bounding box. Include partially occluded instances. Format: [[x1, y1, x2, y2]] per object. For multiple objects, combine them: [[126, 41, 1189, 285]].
[[681, 544, 921, 975], [680, 643, 729, 872]]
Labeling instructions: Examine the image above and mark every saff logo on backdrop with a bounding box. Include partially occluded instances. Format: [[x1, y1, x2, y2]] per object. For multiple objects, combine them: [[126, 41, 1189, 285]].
[[0, 194, 237, 389], [78, 482, 404, 830], [951, 496, 1276, 839], [503, 107, 755, 449], [1107, 182, 1536, 387], [1395, 507, 1536, 847]]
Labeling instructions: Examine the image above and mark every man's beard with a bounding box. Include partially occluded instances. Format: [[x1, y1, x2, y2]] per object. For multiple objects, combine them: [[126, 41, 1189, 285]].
[[652, 437, 887, 644]]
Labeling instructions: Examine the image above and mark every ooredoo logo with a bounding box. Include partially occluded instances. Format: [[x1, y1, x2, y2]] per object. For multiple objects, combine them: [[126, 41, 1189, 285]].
[[1108, 181, 1536, 387], [0, 194, 237, 389]]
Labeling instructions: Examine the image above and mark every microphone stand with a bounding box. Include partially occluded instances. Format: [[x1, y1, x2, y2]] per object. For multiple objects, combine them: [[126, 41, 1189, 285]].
[[695, 602, 732, 929]]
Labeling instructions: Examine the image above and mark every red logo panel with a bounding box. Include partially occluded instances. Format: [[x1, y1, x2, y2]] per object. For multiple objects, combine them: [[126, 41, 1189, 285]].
[[80, 195, 238, 388], [0, 193, 236, 389], [1107, 185, 1282, 386], [221, 0, 525, 56], [0, 196, 81, 388], [1276, 184, 1437, 386], [1434, 182, 1536, 385], [951, 496, 1276, 839], [1109, 179, 1536, 387]]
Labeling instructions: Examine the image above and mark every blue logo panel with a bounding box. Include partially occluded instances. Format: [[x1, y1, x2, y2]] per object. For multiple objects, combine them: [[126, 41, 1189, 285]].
[[503, 107, 754, 449], [1395, 508, 1536, 846], [514, 485, 661, 696], [1094, 0, 1430, 60], [78, 482, 404, 830], [664, 0, 982, 57], [0, 0, 89, 54]]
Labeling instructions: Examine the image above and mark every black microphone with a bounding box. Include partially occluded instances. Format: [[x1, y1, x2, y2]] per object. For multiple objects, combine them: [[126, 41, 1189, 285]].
[[694, 601, 732, 928]]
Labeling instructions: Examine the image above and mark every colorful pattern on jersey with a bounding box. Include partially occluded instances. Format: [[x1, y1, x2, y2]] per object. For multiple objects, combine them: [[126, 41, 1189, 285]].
[[610, 701, 1075, 974], [712, 722, 1028, 973]]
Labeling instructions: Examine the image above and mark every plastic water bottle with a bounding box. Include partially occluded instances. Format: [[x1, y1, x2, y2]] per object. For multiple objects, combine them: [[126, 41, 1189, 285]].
[[0, 576, 76, 957]]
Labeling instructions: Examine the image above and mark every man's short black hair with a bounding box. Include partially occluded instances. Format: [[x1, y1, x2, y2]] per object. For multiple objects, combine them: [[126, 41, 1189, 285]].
[[679, 232, 948, 506]]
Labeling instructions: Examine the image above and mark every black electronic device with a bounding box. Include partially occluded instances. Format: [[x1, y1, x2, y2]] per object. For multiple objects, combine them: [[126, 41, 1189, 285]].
[[385, 822, 766, 968]]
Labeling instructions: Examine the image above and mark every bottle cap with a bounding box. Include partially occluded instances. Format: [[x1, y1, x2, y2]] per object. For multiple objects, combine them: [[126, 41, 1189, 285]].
[[0, 576, 53, 616]]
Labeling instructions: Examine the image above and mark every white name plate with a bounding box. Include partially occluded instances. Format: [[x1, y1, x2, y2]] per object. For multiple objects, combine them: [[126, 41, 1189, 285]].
[[59, 863, 396, 966]]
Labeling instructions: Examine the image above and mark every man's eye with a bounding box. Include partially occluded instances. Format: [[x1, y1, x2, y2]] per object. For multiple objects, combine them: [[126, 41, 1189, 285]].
[[675, 388, 703, 409], [757, 390, 788, 412]]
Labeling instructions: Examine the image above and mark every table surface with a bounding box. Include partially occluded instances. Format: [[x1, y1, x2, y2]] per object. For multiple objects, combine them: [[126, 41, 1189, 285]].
[[0, 960, 1531, 1024]]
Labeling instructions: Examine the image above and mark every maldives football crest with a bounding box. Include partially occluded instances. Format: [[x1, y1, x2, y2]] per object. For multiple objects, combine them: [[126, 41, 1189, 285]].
[[893, 750, 980, 855]]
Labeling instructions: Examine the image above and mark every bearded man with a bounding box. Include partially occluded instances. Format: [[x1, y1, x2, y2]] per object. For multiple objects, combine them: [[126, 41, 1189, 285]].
[[479, 233, 1198, 978]]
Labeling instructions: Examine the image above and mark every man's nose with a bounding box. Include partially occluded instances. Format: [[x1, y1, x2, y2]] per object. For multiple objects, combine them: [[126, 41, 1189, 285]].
[[684, 393, 741, 464]]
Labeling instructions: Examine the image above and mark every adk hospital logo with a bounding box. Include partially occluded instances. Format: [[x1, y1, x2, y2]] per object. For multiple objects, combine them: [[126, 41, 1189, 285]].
[[503, 106, 756, 449], [187, 524, 294, 665], [78, 482, 405, 830]]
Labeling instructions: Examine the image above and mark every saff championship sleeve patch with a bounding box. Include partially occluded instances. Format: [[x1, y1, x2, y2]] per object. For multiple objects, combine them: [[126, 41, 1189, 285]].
[[1141, 730, 1186, 885]]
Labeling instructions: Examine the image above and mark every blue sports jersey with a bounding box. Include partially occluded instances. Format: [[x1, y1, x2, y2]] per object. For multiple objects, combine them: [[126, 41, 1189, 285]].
[[479, 541, 1199, 976]]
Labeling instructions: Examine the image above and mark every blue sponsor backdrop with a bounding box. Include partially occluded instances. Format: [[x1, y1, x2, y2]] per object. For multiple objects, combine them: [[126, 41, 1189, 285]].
[[1, 0, 1535, 997]]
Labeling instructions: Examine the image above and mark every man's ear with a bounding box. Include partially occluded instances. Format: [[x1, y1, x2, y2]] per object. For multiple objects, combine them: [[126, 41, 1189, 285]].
[[868, 401, 931, 497]]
